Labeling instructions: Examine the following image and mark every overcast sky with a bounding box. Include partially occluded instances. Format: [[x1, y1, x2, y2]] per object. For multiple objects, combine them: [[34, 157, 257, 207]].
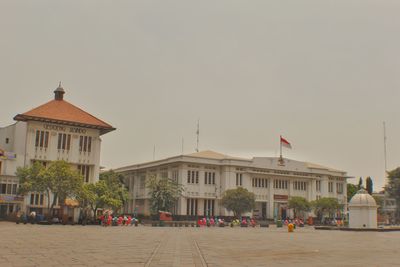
[[1, 1, 399, 190]]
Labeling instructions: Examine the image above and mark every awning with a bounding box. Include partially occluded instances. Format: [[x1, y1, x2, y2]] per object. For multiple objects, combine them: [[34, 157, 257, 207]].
[[64, 199, 80, 207]]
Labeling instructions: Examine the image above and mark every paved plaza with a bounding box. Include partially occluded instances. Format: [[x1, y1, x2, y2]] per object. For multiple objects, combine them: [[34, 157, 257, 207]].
[[0, 222, 399, 267]]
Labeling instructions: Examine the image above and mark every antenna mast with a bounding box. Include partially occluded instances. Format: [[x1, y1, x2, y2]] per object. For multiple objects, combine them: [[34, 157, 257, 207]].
[[383, 121, 387, 172], [196, 119, 200, 152]]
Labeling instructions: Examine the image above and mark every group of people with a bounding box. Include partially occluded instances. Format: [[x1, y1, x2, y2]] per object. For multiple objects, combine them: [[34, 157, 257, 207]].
[[196, 217, 258, 227], [283, 218, 305, 227], [99, 212, 139, 227], [197, 217, 225, 227]]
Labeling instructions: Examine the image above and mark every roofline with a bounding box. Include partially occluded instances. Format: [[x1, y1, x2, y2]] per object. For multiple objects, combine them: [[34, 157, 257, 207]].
[[115, 154, 347, 178], [184, 154, 252, 162], [13, 114, 116, 135], [115, 154, 253, 172]]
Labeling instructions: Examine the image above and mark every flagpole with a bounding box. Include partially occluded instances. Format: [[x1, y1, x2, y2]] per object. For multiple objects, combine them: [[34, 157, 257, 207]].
[[280, 135, 282, 158]]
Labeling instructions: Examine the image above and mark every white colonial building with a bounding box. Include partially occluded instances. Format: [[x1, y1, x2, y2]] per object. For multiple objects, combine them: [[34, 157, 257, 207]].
[[116, 150, 348, 220], [0, 84, 115, 220]]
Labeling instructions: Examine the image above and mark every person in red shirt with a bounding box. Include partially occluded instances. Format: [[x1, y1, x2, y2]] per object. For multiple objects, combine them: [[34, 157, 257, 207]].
[[107, 215, 112, 226], [117, 216, 123, 226]]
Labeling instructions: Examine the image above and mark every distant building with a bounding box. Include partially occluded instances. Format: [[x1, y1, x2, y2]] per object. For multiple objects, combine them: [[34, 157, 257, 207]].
[[372, 191, 397, 224], [116, 150, 348, 219], [0, 84, 115, 219]]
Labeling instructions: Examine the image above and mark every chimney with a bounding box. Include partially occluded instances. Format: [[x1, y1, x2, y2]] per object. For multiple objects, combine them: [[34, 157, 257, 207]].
[[54, 82, 65, 100]]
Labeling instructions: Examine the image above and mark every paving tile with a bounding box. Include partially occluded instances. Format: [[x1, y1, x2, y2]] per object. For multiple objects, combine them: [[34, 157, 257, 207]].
[[0, 222, 399, 267]]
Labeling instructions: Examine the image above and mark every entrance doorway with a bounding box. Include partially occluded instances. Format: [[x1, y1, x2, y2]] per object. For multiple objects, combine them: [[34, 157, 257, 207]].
[[0, 205, 7, 218], [261, 202, 267, 219], [274, 202, 288, 220], [254, 202, 268, 219]]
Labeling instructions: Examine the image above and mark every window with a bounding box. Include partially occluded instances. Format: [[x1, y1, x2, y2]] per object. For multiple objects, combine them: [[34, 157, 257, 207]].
[[274, 179, 288, 189], [30, 193, 44, 205], [186, 198, 198, 216], [172, 170, 179, 182], [328, 182, 333, 193], [57, 133, 71, 150], [35, 130, 49, 148], [6, 184, 11, 194], [87, 137, 92, 152], [5, 138, 9, 144], [78, 165, 90, 183], [79, 136, 83, 151], [252, 178, 268, 188], [236, 173, 243, 186], [79, 136, 92, 152], [316, 180, 321, 192], [0, 182, 19, 196], [139, 176, 146, 189], [187, 170, 199, 184], [205, 172, 216, 185], [337, 183, 343, 194], [204, 199, 215, 217], [1, 183, 6, 194], [12, 184, 17, 195], [294, 181, 307, 191]]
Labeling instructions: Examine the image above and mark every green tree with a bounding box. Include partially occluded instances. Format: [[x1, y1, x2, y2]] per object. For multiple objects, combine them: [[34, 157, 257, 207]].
[[77, 180, 125, 219], [385, 167, 400, 221], [311, 197, 341, 222], [221, 187, 255, 217], [347, 183, 358, 202], [288, 196, 310, 218], [146, 175, 183, 215], [358, 177, 363, 190], [372, 195, 384, 215], [99, 170, 129, 213], [17, 161, 46, 195], [366, 177, 373, 195], [17, 161, 83, 218], [42, 161, 83, 218]]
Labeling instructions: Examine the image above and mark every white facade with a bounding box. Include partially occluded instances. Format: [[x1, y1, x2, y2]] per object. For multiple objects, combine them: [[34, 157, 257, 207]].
[[0, 86, 114, 219], [116, 150, 348, 220], [349, 189, 377, 228]]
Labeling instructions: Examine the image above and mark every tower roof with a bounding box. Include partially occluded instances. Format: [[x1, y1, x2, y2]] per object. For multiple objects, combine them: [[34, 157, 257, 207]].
[[14, 84, 115, 135]]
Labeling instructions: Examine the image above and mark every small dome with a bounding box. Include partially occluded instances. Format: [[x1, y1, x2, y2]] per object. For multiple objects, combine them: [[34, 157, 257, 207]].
[[348, 189, 377, 207]]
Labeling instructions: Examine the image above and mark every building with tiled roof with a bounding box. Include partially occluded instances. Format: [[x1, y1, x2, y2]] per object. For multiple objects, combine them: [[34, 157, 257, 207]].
[[0, 84, 115, 220], [115, 150, 348, 220], [14, 83, 115, 134]]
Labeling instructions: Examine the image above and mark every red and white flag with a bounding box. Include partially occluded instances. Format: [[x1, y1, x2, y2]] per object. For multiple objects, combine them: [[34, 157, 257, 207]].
[[280, 136, 292, 149]]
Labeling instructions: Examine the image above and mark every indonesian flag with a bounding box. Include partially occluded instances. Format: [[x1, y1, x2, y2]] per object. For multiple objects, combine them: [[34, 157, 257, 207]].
[[280, 136, 292, 149]]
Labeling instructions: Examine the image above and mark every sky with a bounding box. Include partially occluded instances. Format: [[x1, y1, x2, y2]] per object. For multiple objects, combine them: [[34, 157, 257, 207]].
[[1, 0, 399, 191]]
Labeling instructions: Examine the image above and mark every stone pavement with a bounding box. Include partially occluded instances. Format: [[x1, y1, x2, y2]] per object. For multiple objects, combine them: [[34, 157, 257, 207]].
[[0, 222, 399, 267]]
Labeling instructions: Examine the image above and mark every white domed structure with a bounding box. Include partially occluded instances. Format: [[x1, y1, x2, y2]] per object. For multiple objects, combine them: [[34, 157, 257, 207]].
[[348, 189, 377, 228]]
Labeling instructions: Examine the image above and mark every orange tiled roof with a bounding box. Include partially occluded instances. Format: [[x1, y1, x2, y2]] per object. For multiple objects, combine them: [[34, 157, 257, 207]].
[[14, 92, 115, 135]]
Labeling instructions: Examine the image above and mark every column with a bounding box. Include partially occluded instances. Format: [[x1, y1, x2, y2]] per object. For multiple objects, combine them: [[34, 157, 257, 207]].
[[268, 178, 274, 220]]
